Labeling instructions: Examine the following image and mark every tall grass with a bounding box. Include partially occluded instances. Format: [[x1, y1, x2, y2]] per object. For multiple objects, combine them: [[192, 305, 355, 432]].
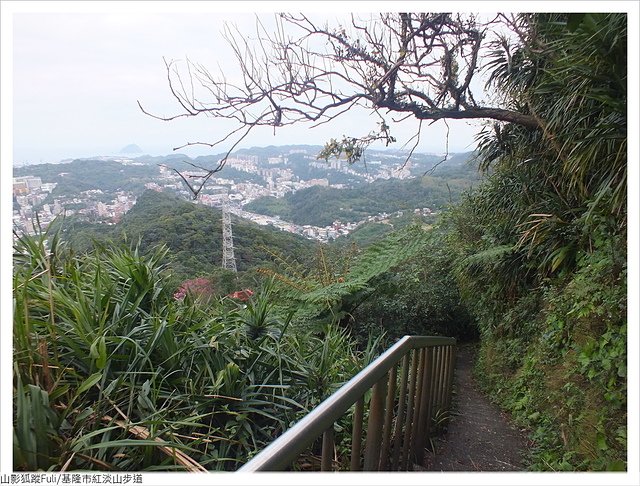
[[13, 229, 374, 471]]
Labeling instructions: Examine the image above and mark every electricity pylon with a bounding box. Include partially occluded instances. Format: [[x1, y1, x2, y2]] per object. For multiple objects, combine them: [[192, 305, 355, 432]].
[[221, 202, 237, 273]]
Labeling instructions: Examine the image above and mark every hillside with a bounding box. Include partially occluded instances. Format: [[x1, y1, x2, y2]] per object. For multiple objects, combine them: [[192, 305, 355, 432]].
[[12, 13, 627, 474], [61, 190, 316, 283], [14, 158, 160, 204], [245, 170, 479, 226]]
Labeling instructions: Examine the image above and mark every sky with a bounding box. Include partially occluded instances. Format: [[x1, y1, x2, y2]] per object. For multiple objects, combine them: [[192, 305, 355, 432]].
[[7, 3, 490, 166]]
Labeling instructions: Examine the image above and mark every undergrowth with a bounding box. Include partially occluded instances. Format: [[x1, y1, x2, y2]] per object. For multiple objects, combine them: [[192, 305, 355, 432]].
[[474, 242, 626, 471]]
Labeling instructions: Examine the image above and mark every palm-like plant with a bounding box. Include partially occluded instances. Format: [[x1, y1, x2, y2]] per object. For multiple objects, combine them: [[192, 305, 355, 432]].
[[447, 13, 627, 470], [478, 13, 626, 276], [13, 226, 377, 471]]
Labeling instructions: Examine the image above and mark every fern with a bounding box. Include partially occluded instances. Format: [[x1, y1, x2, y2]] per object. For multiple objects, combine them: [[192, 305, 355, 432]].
[[262, 224, 432, 325], [460, 244, 514, 272]]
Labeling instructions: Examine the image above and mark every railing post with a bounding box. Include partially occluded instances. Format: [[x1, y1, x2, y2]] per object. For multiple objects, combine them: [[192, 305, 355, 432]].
[[391, 353, 410, 470], [440, 346, 450, 413], [363, 374, 387, 470], [425, 346, 435, 439], [379, 365, 397, 470], [436, 345, 447, 414], [321, 426, 335, 471], [444, 345, 456, 412], [431, 346, 443, 424], [409, 348, 426, 462], [350, 398, 364, 471], [415, 346, 432, 462], [400, 350, 419, 470]]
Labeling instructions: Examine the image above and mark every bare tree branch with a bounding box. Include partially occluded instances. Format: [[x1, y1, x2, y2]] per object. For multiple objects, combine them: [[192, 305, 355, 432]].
[[425, 119, 451, 176], [140, 13, 542, 197]]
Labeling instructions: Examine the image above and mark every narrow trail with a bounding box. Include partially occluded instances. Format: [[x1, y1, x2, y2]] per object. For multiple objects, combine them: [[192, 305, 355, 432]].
[[422, 344, 529, 471]]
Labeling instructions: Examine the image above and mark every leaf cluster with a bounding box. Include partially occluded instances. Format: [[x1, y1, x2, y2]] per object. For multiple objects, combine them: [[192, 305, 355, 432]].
[[12, 229, 377, 471]]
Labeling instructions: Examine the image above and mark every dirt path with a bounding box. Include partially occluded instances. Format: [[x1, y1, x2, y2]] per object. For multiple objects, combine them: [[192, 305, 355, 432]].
[[422, 344, 529, 471]]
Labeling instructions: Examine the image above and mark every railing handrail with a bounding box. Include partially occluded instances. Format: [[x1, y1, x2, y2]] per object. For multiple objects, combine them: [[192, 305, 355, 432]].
[[238, 335, 456, 472]]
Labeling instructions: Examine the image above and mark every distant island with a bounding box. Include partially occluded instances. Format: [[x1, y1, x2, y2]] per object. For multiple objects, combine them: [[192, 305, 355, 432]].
[[119, 143, 143, 154]]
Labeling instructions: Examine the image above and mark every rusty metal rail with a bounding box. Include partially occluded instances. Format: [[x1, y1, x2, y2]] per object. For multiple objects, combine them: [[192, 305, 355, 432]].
[[238, 335, 456, 472]]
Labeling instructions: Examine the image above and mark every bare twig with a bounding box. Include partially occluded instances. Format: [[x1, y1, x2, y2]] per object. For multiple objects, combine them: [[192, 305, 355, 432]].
[[140, 13, 540, 197], [424, 118, 450, 176], [399, 119, 423, 170], [102, 415, 207, 472]]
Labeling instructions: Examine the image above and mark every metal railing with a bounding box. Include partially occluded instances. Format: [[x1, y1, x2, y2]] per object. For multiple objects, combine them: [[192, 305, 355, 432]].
[[238, 335, 456, 472]]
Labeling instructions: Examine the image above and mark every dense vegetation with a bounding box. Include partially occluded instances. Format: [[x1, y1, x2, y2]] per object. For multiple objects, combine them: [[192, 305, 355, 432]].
[[347, 227, 477, 343], [13, 231, 361, 471], [246, 169, 478, 226], [14, 159, 160, 202], [441, 13, 627, 470], [57, 190, 316, 287], [13, 217, 449, 471], [13, 12, 627, 473]]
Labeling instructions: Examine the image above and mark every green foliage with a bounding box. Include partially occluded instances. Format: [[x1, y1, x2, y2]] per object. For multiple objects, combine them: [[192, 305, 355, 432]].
[[59, 189, 315, 284], [262, 225, 432, 330], [450, 13, 627, 471], [478, 13, 626, 274], [316, 121, 396, 164], [338, 212, 437, 248], [349, 225, 476, 343], [340, 221, 395, 247], [13, 229, 378, 471], [246, 174, 476, 226], [14, 159, 160, 202], [474, 249, 626, 470], [14, 372, 60, 471], [257, 222, 475, 352]]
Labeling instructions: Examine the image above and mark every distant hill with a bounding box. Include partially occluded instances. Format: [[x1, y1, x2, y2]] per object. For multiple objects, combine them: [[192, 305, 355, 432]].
[[13, 158, 160, 204], [63, 190, 316, 283], [245, 164, 480, 227]]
